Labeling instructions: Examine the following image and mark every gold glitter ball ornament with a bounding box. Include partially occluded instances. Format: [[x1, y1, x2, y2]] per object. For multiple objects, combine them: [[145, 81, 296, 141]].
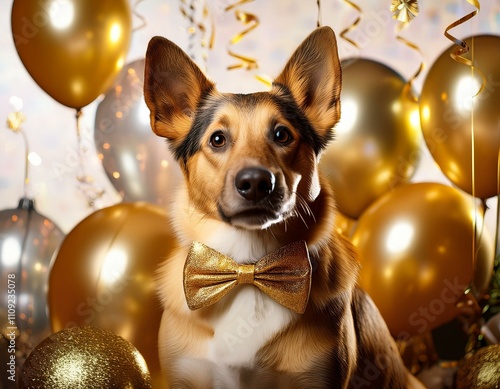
[[455, 344, 500, 389], [19, 326, 152, 388]]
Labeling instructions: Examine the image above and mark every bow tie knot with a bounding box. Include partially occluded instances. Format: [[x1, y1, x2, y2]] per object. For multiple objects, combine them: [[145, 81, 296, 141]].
[[183, 241, 312, 314], [237, 264, 255, 284]]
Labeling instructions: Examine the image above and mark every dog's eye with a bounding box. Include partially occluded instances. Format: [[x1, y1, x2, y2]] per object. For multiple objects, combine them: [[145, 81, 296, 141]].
[[209, 131, 226, 148], [274, 126, 293, 145]]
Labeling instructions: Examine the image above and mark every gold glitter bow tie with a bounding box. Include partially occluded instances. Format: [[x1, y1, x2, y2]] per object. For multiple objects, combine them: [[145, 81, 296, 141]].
[[183, 241, 312, 314]]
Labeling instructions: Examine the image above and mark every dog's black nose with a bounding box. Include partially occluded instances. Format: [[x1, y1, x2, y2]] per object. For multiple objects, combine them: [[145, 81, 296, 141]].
[[235, 167, 275, 202]]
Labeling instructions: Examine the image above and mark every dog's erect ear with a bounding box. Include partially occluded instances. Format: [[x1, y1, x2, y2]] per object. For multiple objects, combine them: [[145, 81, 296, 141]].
[[272, 27, 341, 144], [143, 36, 215, 145]]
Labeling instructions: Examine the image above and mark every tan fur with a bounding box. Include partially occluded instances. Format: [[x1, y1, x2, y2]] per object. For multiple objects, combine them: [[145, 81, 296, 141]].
[[145, 27, 425, 388]]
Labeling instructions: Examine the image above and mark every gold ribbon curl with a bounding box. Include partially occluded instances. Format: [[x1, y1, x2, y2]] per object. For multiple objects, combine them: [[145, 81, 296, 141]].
[[225, 0, 272, 87], [340, 0, 362, 51], [390, 1, 424, 94], [225, 0, 259, 71], [444, 0, 485, 97]]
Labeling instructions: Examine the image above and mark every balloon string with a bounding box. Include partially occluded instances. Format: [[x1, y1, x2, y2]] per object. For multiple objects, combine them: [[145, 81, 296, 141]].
[[20, 129, 29, 197], [6, 110, 29, 197], [316, 0, 322, 28], [340, 0, 362, 51], [131, 0, 147, 33], [75, 109, 104, 209]]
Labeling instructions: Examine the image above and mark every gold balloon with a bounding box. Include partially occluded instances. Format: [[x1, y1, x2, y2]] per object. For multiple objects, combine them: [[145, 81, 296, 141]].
[[48, 202, 177, 388], [20, 326, 152, 388], [351, 183, 493, 338], [420, 35, 500, 199], [11, 0, 132, 109], [320, 58, 422, 219]]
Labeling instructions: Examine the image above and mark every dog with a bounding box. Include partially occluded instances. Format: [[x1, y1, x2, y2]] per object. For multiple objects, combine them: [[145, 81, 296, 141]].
[[144, 26, 425, 388]]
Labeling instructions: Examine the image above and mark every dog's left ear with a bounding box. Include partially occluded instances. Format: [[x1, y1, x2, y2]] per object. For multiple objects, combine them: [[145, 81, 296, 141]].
[[143, 36, 215, 149], [272, 26, 341, 146]]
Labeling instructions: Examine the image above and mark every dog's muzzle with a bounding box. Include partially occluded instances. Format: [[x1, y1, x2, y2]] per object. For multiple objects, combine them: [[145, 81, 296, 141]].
[[218, 166, 291, 229]]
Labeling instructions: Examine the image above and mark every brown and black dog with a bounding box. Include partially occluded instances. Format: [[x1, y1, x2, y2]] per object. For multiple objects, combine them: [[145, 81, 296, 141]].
[[144, 26, 425, 388]]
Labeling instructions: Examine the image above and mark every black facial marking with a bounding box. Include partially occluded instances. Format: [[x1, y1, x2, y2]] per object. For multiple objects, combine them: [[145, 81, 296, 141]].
[[174, 88, 221, 162], [270, 83, 332, 154]]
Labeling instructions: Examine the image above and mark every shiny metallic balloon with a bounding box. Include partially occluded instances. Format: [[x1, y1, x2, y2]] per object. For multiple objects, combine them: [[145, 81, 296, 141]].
[[351, 183, 493, 337], [11, 0, 132, 109], [420, 35, 500, 199], [0, 198, 65, 389], [20, 326, 152, 388], [94, 59, 181, 204], [48, 202, 178, 388], [320, 58, 422, 219]]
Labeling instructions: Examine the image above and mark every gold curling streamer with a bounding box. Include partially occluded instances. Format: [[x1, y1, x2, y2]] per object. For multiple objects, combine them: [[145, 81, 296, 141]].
[[225, 0, 259, 71], [340, 0, 362, 50], [444, 0, 485, 97], [390, 1, 424, 91], [225, 0, 272, 88]]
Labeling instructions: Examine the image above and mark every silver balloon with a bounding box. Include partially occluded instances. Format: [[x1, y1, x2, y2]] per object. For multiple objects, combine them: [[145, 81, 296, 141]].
[[0, 198, 65, 388], [95, 59, 181, 204]]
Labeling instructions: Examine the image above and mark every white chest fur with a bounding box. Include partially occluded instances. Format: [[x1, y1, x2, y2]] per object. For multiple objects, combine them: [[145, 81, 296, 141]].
[[207, 284, 296, 367], [202, 229, 297, 367], [162, 192, 300, 386]]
